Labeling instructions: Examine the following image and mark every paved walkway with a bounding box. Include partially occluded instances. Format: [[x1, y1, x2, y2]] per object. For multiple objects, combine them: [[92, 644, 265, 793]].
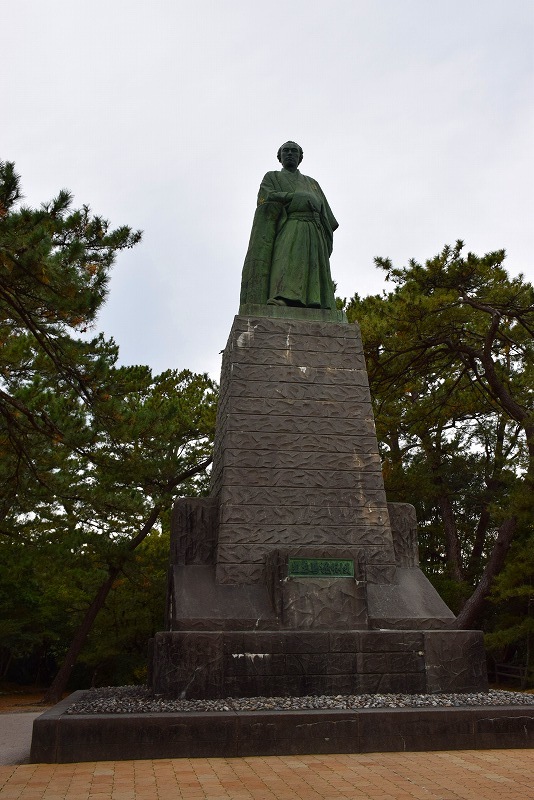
[[1, 750, 533, 799], [1, 710, 533, 798], [0, 714, 40, 766]]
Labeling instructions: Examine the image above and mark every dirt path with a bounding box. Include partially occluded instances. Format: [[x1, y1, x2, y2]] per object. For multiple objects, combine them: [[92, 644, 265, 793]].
[[0, 691, 58, 714]]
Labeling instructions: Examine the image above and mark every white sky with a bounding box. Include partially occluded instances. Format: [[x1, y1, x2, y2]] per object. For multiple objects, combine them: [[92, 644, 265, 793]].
[[4, 0, 533, 379]]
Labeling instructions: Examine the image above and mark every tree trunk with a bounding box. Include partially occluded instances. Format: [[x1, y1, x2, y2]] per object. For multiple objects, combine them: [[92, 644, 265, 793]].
[[42, 504, 161, 704], [41, 456, 212, 704], [467, 507, 491, 578], [455, 516, 517, 630], [43, 568, 120, 704], [438, 493, 464, 582], [420, 432, 464, 582], [0, 651, 13, 680]]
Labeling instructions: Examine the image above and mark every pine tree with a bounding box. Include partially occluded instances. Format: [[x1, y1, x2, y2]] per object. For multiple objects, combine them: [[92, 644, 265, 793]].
[[346, 242, 533, 629], [0, 163, 217, 699]]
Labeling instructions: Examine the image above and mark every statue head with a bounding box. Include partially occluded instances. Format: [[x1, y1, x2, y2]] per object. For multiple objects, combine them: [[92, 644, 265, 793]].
[[277, 141, 303, 172]]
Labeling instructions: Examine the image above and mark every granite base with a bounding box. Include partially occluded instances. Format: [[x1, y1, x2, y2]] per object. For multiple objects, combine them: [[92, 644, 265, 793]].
[[30, 691, 534, 763]]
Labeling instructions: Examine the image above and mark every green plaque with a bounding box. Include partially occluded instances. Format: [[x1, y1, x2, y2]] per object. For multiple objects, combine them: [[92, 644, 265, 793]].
[[288, 558, 355, 578]]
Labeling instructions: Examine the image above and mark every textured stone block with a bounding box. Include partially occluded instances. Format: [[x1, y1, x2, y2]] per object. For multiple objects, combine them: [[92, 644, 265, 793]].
[[283, 653, 332, 675], [278, 544, 388, 563], [388, 502, 419, 567], [356, 709, 471, 753], [475, 713, 534, 749], [149, 627, 489, 699], [360, 545, 401, 564], [240, 632, 288, 653], [356, 652, 424, 674], [366, 569, 456, 631], [217, 544, 271, 564], [220, 448, 382, 472], [218, 544, 374, 565], [243, 675, 312, 697], [231, 345, 366, 369], [478, 715, 534, 734], [324, 652, 359, 674], [216, 524, 389, 547], [216, 563, 264, 584], [219, 504, 390, 527], [280, 632, 332, 653], [221, 467, 385, 490], [365, 564, 397, 584], [223, 413, 377, 437], [218, 487, 388, 508], [360, 632, 424, 652], [227, 362, 370, 386], [170, 497, 218, 566], [233, 315, 361, 339], [357, 673, 427, 693], [329, 631, 362, 652], [224, 397, 374, 421], [225, 380, 371, 403], [151, 632, 224, 698], [220, 431, 380, 454], [424, 630, 489, 693], [225, 652, 286, 677], [232, 330, 364, 355], [281, 577, 368, 630]]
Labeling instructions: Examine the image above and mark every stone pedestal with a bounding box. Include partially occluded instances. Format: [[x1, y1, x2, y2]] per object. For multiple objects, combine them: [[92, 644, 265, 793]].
[[151, 314, 488, 698], [212, 316, 394, 588]]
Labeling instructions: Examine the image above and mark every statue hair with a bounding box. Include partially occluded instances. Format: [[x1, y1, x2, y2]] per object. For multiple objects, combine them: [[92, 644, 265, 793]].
[[277, 142, 304, 164]]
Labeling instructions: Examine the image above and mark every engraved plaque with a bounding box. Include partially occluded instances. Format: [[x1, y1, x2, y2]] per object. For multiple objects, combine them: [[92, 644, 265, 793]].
[[288, 557, 355, 578]]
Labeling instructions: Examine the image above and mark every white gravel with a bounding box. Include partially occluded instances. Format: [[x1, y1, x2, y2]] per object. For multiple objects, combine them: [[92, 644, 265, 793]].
[[65, 686, 534, 715]]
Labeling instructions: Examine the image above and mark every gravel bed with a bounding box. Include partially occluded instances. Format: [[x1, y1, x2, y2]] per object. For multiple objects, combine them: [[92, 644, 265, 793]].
[[65, 685, 534, 715]]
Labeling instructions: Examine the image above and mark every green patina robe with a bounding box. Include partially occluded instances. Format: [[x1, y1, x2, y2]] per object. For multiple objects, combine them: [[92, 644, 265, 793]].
[[240, 169, 338, 309]]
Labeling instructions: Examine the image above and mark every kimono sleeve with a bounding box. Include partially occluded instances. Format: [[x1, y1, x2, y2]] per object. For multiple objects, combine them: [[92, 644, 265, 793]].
[[240, 173, 286, 306]]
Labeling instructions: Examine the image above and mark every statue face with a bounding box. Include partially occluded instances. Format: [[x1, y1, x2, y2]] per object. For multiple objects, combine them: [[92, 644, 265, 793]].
[[279, 142, 301, 172]]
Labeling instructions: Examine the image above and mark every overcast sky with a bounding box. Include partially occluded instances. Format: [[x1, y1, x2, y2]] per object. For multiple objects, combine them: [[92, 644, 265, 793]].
[[4, 0, 533, 379]]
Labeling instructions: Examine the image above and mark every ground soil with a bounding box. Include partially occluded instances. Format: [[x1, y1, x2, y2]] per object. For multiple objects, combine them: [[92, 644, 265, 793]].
[[0, 685, 67, 713]]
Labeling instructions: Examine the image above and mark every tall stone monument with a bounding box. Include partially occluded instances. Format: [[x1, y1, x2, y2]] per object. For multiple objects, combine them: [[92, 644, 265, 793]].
[[150, 142, 487, 699]]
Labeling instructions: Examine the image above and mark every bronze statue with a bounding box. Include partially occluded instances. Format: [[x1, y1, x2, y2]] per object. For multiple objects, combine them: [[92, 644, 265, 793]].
[[240, 141, 338, 309]]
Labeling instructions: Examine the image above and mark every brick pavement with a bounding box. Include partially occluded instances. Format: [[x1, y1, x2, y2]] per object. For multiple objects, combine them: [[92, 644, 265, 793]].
[[0, 750, 533, 799]]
